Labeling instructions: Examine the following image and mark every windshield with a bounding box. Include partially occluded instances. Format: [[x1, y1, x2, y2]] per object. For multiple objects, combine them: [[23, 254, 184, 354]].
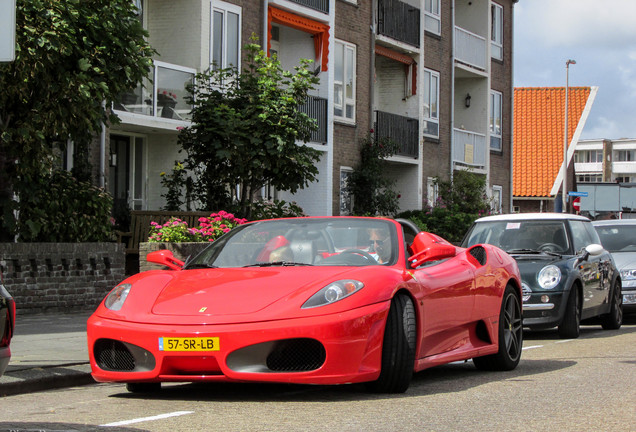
[[463, 220, 570, 254], [185, 218, 398, 268], [595, 224, 636, 252]]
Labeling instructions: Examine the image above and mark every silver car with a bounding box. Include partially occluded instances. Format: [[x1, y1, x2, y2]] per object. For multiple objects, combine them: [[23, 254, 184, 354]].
[[593, 219, 636, 313]]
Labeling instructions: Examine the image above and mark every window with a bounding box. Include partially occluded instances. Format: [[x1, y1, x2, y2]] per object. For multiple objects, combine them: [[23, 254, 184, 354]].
[[615, 176, 632, 183], [423, 68, 439, 138], [211, 1, 241, 70], [491, 185, 503, 214], [616, 150, 635, 161], [574, 150, 603, 163], [576, 174, 602, 183], [340, 168, 353, 215], [491, 3, 503, 60], [490, 90, 502, 151], [424, 0, 441, 35], [334, 40, 356, 121]]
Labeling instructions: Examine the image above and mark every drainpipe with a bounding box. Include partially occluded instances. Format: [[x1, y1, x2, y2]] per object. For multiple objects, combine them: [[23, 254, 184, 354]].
[[263, 0, 269, 50], [370, 0, 376, 130], [449, 0, 456, 183], [100, 101, 106, 188]]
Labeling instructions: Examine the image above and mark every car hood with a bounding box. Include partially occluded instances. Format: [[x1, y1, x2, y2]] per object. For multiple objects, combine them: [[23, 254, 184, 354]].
[[608, 252, 636, 270], [150, 267, 342, 316]]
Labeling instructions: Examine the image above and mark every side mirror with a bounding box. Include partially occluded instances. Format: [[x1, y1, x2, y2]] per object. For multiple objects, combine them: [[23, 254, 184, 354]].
[[147, 249, 184, 271], [585, 244, 604, 256], [408, 232, 457, 268]]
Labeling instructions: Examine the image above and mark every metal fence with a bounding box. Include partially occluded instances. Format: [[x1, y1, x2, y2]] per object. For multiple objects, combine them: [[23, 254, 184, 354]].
[[375, 111, 419, 158], [377, 0, 420, 47], [299, 96, 328, 144], [288, 0, 329, 14]]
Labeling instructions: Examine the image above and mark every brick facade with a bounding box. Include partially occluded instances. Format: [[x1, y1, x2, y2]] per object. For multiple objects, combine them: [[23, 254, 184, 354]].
[[0, 243, 126, 314]]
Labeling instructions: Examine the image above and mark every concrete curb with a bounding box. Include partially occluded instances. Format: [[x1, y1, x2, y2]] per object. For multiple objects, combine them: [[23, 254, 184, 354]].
[[0, 363, 95, 397]]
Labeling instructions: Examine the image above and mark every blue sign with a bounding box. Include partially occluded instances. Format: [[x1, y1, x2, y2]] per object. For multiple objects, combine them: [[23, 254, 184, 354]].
[[568, 191, 589, 197]]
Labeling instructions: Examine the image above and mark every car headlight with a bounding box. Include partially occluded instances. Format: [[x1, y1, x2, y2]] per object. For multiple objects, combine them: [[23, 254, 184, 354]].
[[537, 265, 561, 290], [302, 280, 364, 309], [620, 269, 636, 280], [104, 283, 131, 311]]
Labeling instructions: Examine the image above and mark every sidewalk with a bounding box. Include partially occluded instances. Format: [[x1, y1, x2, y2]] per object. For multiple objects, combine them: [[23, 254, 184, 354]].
[[0, 310, 96, 396]]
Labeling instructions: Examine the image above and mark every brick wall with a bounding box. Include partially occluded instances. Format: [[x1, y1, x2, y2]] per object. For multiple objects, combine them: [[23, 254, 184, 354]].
[[0, 243, 126, 315]]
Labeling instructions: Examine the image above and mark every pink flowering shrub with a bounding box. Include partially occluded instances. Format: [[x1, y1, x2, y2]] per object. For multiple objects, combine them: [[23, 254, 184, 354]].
[[148, 211, 247, 243]]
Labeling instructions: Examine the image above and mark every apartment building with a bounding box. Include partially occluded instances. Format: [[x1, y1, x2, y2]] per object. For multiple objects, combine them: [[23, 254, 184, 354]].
[[88, 0, 517, 216]]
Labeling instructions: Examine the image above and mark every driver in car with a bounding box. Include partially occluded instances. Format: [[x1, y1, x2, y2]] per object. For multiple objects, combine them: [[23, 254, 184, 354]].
[[369, 228, 391, 264]]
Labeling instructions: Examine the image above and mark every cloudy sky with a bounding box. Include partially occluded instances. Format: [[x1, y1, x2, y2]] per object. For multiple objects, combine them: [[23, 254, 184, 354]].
[[514, 0, 636, 140]]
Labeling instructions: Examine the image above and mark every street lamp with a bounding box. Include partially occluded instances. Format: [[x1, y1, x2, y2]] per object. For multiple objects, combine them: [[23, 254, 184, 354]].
[[562, 59, 576, 212]]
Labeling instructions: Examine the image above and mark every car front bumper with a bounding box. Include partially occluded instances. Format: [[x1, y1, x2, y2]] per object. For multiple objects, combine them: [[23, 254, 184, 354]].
[[87, 301, 390, 386], [522, 291, 566, 328]]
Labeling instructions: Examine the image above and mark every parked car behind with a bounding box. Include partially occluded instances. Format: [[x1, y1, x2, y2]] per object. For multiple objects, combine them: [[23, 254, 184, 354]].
[[462, 213, 622, 338], [0, 269, 16, 376], [593, 219, 636, 313]]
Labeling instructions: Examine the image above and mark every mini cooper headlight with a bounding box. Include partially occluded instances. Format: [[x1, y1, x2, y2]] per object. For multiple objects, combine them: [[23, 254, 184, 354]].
[[537, 265, 561, 290], [104, 283, 131, 311], [302, 280, 364, 309], [620, 269, 636, 280]]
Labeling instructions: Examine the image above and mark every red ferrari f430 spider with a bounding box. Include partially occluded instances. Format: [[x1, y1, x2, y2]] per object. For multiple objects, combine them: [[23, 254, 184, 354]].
[[87, 217, 522, 393]]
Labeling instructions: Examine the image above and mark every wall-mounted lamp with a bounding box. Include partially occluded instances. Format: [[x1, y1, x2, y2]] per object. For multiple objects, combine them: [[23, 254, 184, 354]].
[[465, 93, 471, 108]]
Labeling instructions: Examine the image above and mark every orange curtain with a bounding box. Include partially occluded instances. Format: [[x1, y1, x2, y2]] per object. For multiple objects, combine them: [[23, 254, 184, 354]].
[[268, 7, 330, 72]]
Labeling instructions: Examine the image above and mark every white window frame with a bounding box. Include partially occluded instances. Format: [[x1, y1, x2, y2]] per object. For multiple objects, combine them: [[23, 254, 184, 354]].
[[334, 40, 356, 123], [210, 1, 242, 70], [491, 185, 503, 214], [424, 0, 441, 36], [491, 2, 503, 60], [423, 68, 440, 139], [490, 90, 502, 151]]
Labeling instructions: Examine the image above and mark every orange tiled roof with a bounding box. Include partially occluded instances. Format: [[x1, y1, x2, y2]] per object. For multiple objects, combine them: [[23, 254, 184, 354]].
[[513, 87, 592, 198]]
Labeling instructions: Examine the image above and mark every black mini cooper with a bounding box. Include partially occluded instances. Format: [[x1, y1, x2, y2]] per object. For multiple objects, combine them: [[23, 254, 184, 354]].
[[462, 213, 622, 338]]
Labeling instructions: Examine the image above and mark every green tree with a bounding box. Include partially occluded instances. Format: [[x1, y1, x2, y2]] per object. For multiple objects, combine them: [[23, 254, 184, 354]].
[[0, 0, 155, 241], [397, 170, 492, 243], [348, 133, 401, 216], [176, 38, 322, 218]]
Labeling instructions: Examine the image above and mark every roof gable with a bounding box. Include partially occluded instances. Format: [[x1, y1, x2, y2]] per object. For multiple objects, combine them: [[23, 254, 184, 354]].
[[513, 87, 596, 198]]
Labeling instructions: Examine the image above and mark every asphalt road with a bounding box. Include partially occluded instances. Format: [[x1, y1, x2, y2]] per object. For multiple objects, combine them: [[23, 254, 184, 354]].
[[2, 319, 635, 432]]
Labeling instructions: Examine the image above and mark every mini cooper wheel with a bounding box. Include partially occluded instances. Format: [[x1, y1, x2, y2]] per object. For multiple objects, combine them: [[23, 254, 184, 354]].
[[558, 287, 581, 339], [473, 285, 523, 371], [367, 294, 416, 393], [601, 280, 623, 330], [126, 382, 161, 393]]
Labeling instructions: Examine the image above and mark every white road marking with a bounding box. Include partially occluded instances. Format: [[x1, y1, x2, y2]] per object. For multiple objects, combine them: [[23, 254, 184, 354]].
[[100, 411, 194, 427], [555, 339, 574, 343], [522, 345, 543, 350]]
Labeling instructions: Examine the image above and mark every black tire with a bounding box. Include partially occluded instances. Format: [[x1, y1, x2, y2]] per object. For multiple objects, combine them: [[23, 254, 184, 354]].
[[126, 382, 161, 393], [473, 285, 523, 371], [367, 294, 416, 393], [558, 287, 581, 339], [601, 280, 623, 330]]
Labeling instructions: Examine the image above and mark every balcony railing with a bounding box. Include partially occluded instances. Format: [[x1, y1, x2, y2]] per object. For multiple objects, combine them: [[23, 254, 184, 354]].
[[454, 26, 487, 71], [377, 0, 420, 48], [113, 60, 196, 121], [288, 0, 329, 14], [453, 129, 486, 168], [299, 95, 328, 144], [375, 111, 419, 158]]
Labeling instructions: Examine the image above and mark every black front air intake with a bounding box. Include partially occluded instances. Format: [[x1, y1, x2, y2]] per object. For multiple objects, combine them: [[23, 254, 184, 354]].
[[94, 339, 136, 371], [266, 338, 326, 372]]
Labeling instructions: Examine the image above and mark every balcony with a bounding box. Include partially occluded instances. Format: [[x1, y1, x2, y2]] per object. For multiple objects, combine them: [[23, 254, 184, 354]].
[[613, 161, 636, 174], [453, 129, 486, 168], [454, 26, 487, 71], [288, 0, 329, 14], [377, 0, 420, 48], [375, 111, 419, 158], [113, 60, 196, 122], [299, 96, 328, 144]]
